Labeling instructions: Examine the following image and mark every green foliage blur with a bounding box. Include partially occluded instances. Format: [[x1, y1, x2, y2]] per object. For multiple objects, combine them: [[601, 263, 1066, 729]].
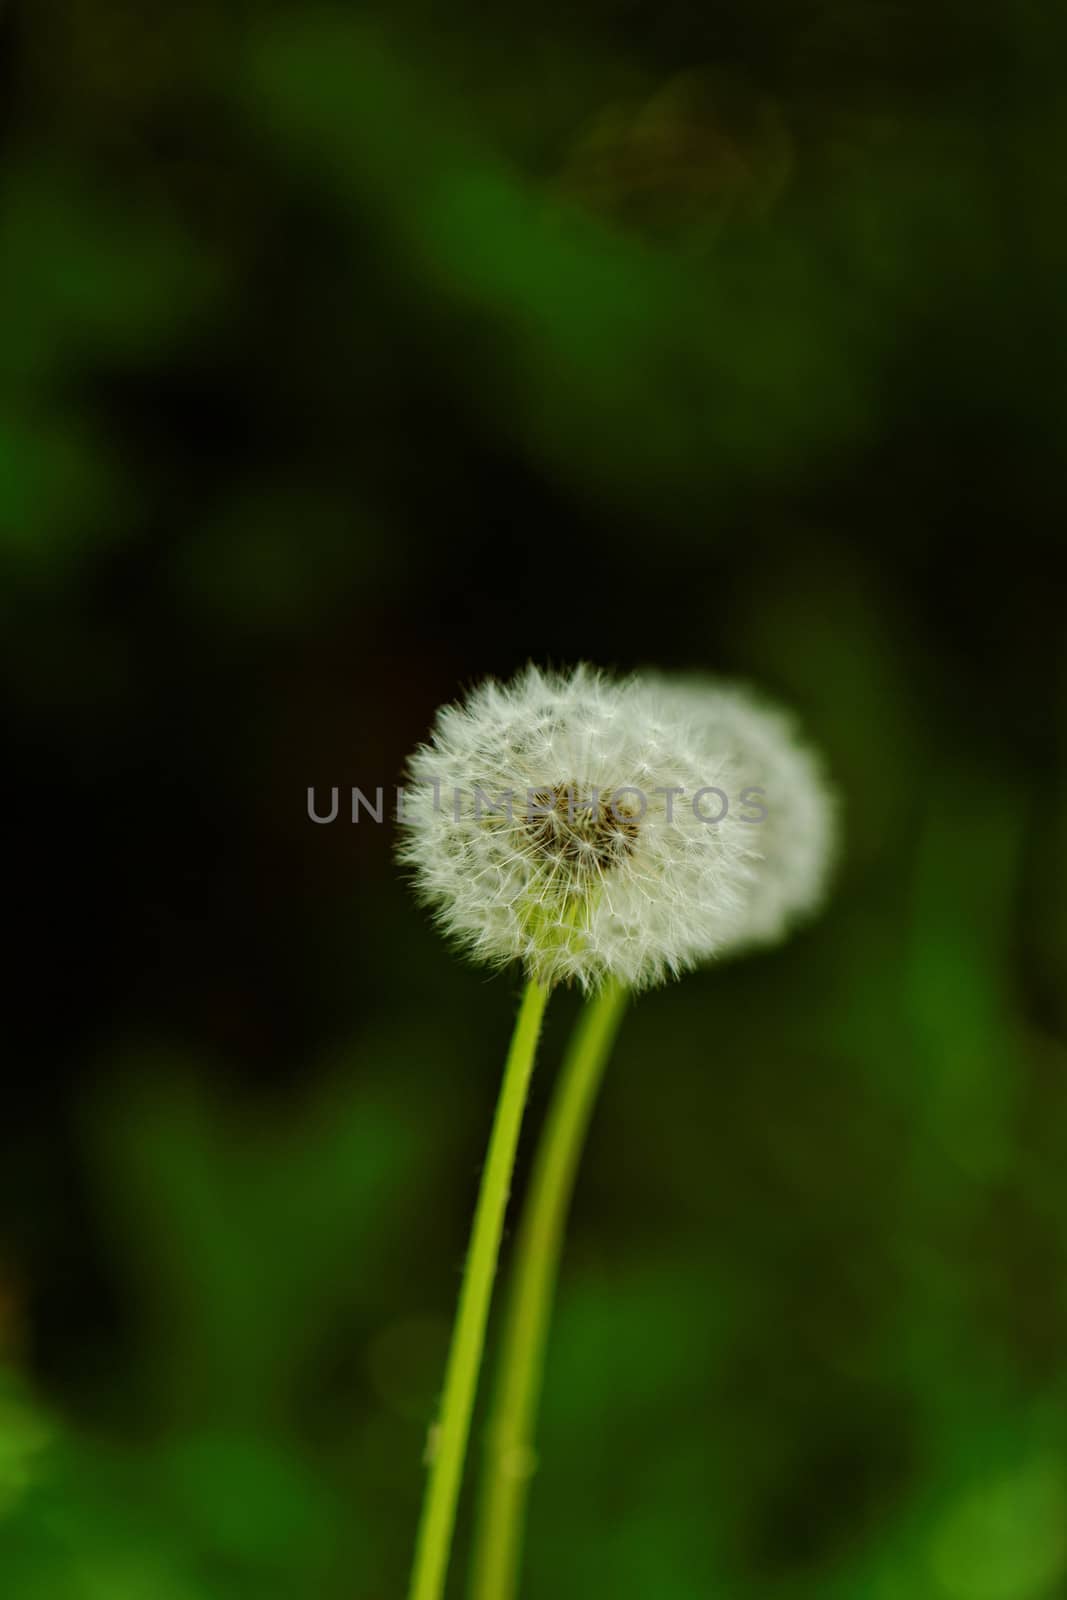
[[3, 0, 1067, 1596]]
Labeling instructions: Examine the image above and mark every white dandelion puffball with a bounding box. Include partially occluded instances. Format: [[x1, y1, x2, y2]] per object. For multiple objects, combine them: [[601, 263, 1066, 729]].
[[643, 675, 836, 955], [398, 665, 835, 992]]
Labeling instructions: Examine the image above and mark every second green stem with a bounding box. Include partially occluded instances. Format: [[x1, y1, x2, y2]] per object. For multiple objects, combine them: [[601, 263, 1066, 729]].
[[469, 977, 629, 1600]]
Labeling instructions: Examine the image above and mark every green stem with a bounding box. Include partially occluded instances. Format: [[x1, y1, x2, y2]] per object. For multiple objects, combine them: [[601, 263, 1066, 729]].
[[408, 977, 550, 1600], [468, 978, 629, 1600]]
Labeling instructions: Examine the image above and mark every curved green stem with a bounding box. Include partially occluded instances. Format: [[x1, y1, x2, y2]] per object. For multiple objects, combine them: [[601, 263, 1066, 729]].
[[468, 978, 629, 1600], [408, 977, 550, 1600]]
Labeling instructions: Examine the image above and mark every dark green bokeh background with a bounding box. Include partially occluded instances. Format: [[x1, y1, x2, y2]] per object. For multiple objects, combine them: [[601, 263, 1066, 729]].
[[3, 2, 1067, 1596]]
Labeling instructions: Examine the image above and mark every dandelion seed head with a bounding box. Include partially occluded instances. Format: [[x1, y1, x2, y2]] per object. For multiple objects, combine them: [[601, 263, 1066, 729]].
[[398, 664, 820, 991], [642, 675, 837, 956]]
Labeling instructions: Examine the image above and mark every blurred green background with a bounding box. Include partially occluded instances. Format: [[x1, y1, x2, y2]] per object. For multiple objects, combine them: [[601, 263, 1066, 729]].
[[3, 1, 1067, 1596]]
